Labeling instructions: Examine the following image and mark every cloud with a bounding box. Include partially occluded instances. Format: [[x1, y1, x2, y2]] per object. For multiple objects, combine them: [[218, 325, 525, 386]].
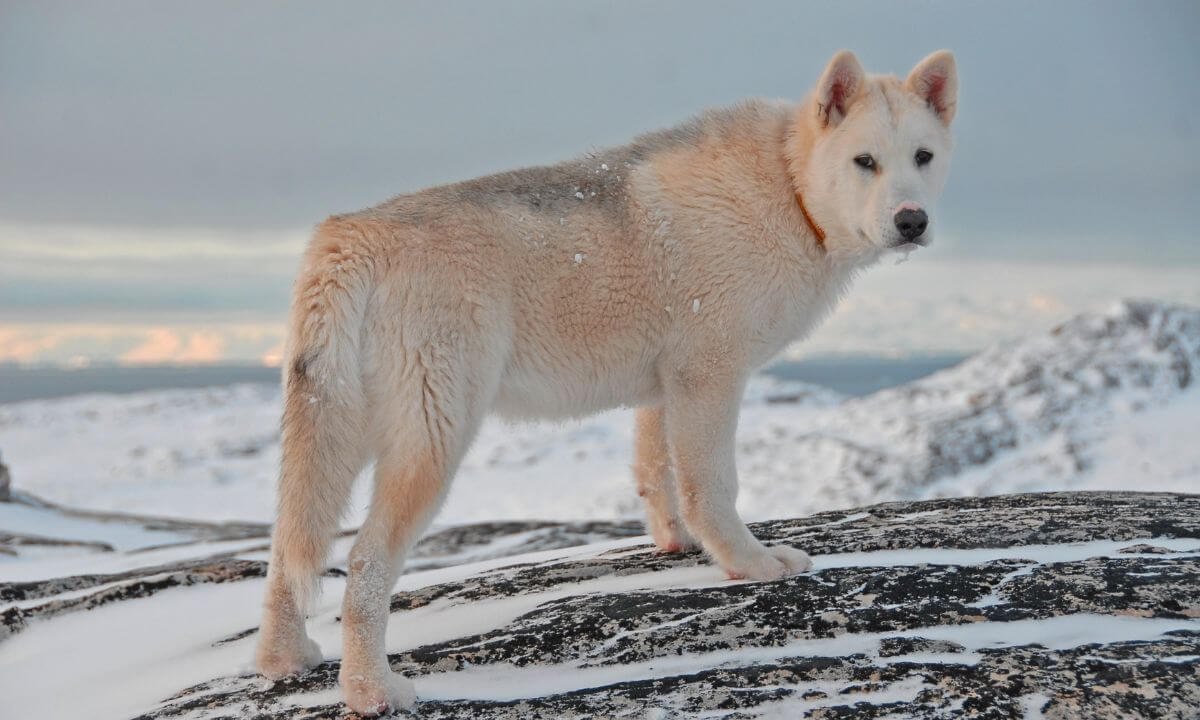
[[120, 328, 184, 364], [0, 223, 301, 314], [260, 342, 285, 368], [0, 2, 1196, 259], [3, 259, 1198, 367], [0, 322, 285, 367], [119, 328, 227, 364], [0, 328, 67, 363], [791, 258, 1200, 358], [176, 331, 226, 363]]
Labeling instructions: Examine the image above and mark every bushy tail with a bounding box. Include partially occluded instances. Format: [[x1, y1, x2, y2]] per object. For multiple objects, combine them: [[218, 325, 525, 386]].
[[269, 219, 377, 613]]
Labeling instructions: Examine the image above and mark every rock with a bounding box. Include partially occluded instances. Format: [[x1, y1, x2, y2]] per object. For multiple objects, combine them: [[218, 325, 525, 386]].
[[0, 452, 10, 502], [1119, 543, 1185, 555], [0, 490, 640, 641], [50, 491, 1189, 720]]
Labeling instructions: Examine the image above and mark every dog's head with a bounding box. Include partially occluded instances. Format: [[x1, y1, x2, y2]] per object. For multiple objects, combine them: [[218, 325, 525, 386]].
[[793, 50, 957, 262]]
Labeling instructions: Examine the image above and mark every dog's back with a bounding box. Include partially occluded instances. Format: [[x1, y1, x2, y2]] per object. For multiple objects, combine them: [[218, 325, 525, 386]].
[[299, 100, 801, 421]]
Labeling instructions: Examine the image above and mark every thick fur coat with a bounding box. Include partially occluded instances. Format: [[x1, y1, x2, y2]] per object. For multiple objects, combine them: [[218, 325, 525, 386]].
[[256, 50, 959, 715]]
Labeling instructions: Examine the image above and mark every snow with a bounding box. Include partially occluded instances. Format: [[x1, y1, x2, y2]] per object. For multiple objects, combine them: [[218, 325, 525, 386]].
[[813, 537, 1200, 573], [1080, 388, 1200, 491], [1021, 693, 1052, 719], [1, 302, 1197, 530], [0, 382, 282, 522], [0, 500, 191, 552], [0, 530, 267, 583], [0, 574, 275, 719]]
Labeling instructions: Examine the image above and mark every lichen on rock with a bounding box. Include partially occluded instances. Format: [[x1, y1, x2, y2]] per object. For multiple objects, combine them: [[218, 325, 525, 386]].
[[95, 491, 1199, 720]]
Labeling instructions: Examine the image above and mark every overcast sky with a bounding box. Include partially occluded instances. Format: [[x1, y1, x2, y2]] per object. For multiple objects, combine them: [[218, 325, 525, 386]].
[[1, 1, 1198, 364]]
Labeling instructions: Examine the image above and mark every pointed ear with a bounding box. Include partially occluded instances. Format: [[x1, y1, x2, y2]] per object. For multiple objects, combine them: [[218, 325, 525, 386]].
[[814, 50, 865, 128], [906, 50, 958, 125]]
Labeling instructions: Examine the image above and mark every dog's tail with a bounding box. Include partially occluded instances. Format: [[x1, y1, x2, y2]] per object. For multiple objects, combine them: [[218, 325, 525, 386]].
[[269, 218, 378, 614]]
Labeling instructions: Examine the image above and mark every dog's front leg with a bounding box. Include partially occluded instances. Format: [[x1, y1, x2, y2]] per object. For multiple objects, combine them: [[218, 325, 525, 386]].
[[633, 406, 698, 553], [665, 367, 812, 581]]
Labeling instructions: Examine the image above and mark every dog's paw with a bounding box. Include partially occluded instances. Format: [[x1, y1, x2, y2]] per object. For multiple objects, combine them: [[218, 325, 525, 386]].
[[341, 668, 416, 717], [256, 635, 323, 681], [724, 545, 813, 581], [648, 517, 700, 554], [767, 544, 814, 573]]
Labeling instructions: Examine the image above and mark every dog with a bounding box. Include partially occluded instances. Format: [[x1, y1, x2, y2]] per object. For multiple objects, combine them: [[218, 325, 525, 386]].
[[255, 49, 958, 715]]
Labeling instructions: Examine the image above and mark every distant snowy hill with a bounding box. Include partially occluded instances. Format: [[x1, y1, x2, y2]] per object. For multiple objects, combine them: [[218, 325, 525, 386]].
[[0, 300, 1197, 526], [736, 298, 1200, 513]]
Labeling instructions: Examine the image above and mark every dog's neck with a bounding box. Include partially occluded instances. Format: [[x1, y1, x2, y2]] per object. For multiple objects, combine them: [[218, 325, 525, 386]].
[[794, 188, 826, 248], [782, 100, 828, 252]]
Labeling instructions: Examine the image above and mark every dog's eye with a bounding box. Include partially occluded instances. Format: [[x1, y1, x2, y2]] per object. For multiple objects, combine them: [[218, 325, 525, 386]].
[[915, 149, 933, 167], [853, 154, 876, 170]]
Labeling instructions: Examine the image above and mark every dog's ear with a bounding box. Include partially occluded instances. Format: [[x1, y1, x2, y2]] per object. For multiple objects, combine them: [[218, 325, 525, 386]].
[[906, 50, 957, 125], [815, 50, 865, 128]]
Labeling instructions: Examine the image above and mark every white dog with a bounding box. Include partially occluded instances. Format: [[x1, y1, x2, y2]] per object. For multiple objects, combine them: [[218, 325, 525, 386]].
[[256, 49, 958, 715]]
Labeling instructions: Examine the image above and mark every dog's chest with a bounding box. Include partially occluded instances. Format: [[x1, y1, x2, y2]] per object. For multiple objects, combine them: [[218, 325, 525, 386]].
[[745, 261, 852, 365]]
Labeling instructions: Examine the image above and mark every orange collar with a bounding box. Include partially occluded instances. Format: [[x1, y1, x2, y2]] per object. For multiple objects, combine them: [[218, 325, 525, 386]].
[[795, 190, 826, 248]]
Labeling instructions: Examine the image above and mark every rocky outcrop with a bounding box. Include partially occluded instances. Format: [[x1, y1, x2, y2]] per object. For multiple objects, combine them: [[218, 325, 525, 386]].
[[0, 451, 10, 502], [0, 492, 640, 641], [5, 492, 1192, 719]]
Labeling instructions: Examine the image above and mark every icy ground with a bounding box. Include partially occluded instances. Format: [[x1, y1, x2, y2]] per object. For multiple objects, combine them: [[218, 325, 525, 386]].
[[1, 492, 1197, 719], [0, 299, 1197, 527]]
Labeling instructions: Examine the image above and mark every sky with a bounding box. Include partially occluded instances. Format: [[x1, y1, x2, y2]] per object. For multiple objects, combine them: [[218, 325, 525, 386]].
[[1, 1, 1198, 365]]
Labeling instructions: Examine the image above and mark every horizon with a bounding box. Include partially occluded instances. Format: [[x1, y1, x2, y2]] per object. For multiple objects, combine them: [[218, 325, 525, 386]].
[[4, 254, 1200, 367], [0, 347, 979, 372], [0, 353, 977, 405]]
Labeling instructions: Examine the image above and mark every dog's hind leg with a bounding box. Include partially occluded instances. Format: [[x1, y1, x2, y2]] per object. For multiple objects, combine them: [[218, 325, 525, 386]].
[[256, 361, 369, 680], [338, 331, 499, 716], [256, 221, 377, 681], [633, 406, 697, 552]]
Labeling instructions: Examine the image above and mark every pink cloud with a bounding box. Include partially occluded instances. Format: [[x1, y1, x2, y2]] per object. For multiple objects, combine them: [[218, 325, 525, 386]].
[[120, 329, 225, 364], [0, 329, 66, 363]]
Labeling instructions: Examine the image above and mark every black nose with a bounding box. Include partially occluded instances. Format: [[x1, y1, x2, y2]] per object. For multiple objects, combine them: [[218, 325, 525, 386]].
[[894, 208, 928, 241]]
